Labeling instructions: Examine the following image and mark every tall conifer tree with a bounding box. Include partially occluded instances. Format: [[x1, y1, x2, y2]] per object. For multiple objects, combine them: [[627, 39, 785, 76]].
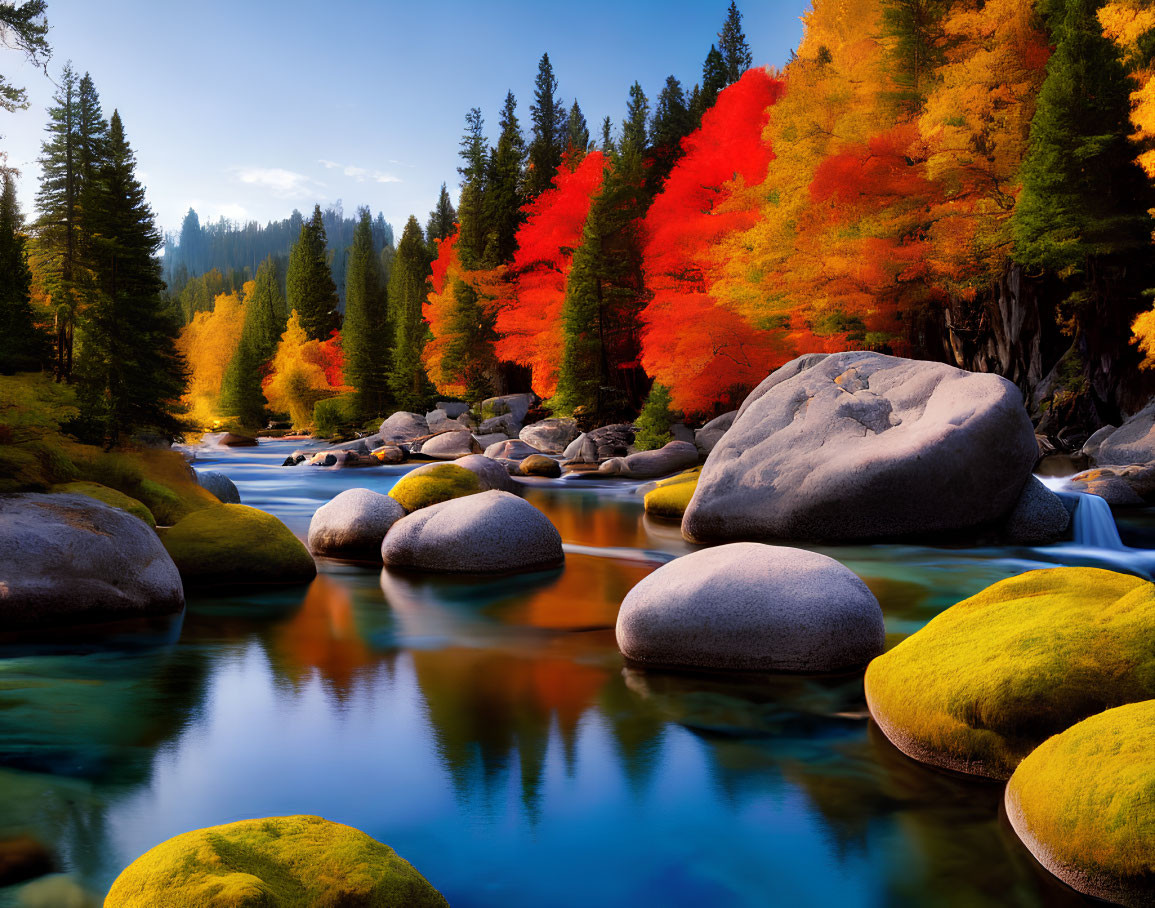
[[426, 182, 457, 251], [0, 171, 46, 373], [485, 91, 527, 265], [388, 216, 435, 410], [286, 203, 340, 340], [344, 207, 391, 417], [718, 3, 753, 84], [527, 52, 565, 199]]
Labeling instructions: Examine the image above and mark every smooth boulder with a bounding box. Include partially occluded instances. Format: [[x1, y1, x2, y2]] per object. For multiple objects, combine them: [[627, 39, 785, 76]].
[[518, 454, 562, 478], [381, 490, 563, 573], [419, 430, 482, 460], [599, 440, 699, 479], [194, 470, 240, 504], [49, 481, 156, 527], [160, 504, 316, 587], [453, 454, 517, 492], [1096, 401, 1155, 465], [307, 488, 405, 560], [389, 463, 482, 512], [483, 438, 540, 461], [481, 392, 534, 425], [519, 418, 580, 454], [0, 493, 184, 629], [435, 401, 470, 419], [643, 468, 701, 519], [378, 411, 429, 445], [684, 352, 1039, 542], [1005, 701, 1155, 907], [864, 567, 1155, 779], [616, 542, 884, 672], [104, 815, 447, 908], [694, 410, 737, 456], [1001, 475, 1070, 544]]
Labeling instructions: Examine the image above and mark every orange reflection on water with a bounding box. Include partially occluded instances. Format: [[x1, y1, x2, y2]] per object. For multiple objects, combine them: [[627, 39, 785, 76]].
[[491, 555, 652, 630], [523, 488, 645, 549]]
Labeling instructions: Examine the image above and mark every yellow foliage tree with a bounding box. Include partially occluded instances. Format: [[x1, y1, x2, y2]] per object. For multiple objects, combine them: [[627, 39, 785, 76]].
[[1100, 0, 1155, 177], [176, 290, 245, 427], [263, 310, 345, 430]]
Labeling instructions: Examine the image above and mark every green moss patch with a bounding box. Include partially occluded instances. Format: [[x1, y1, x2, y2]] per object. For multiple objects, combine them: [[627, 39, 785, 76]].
[[644, 467, 701, 519], [104, 815, 448, 908], [389, 463, 481, 512], [160, 504, 316, 587], [1007, 700, 1155, 901], [51, 481, 156, 528], [864, 567, 1155, 779]]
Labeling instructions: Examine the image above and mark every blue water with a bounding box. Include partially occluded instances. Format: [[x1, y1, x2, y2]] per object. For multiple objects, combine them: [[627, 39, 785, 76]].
[[0, 438, 1137, 905]]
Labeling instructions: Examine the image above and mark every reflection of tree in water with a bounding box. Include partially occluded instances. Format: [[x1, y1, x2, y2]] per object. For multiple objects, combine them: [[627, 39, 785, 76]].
[[521, 487, 646, 550], [0, 617, 214, 889]]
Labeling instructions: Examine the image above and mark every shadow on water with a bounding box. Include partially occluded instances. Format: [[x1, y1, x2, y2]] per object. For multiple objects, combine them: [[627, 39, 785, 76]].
[[1, 439, 1140, 905]]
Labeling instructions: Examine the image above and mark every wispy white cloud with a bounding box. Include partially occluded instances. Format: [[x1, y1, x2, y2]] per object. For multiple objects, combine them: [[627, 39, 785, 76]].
[[316, 158, 403, 185], [234, 167, 317, 198]]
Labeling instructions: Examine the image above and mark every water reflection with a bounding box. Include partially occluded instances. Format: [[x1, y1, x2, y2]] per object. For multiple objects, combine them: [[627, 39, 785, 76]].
[[0, 439, 1137, 905]]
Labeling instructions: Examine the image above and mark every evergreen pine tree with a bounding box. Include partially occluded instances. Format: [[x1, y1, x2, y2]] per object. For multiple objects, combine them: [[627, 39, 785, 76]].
[[565, 100, 590, 159], [75, 110, 186, 445], [442, 278, 498, 400], [426, 182, 457, 251], [456, 107, 489, 268], [600, 116, 615, 154], [527, 52, 566, 199], [650, 75, 693, 190], [696, 45, 728, 121], [485, 91, 527, 264], [634, 383, 676, 450], [344, 207, 391, 418], [33, 62, 82, 379], [879, 0, 951, 114], [0, 170, 46, 373], [245, 255, 287, 363], [286, 203, 340, 341], [621, 82, 650, 156], [218, 337, 265, 430], [388, 216, 435, 410], [718, 3, 753, 85]]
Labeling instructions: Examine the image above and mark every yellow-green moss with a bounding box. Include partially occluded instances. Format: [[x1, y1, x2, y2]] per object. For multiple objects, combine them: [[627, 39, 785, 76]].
[[104, 815, 448, 908], [1007, 700, 1155, 894], [389, 463, 481, 512], [644, 467, 701, 519], [70, 448, 218, 525], [864, 567, 1155, 779], [160, 504, 316, 586], [51, 481, 156, 528]]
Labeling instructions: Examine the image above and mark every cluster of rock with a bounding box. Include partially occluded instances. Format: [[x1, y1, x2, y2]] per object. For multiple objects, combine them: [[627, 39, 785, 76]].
[[864, 566, 1155, 905]]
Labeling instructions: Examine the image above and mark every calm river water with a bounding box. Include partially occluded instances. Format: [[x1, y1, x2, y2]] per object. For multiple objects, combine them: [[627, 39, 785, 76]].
[[2, 438, 1149, 906]]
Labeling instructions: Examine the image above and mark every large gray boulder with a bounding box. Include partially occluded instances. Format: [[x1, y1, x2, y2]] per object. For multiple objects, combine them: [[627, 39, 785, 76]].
[[1095, 403, 1155, 465], [419, 430, 482, 460], [436, 401, 470, 419], [695, 411, 737, 456], [432, 454, 516, 493], [479, 413, 519, 436], [520, 418, 580, 454], [1081, 424, 1117, 460], [195, 469, 240, 504], [616, 542, 884, 672], [598, 440, 700, 479], [381, 490, 563, 573], [564, 424, 635, 464], [379, 411, 429, 444], [1002, 476, 1070, 544], [307, 488, 405, 560], [683, 352, 1039, 542], [481, 393, 535, 425], [0, 493, 184, 630], [484, 438, 540, 461]]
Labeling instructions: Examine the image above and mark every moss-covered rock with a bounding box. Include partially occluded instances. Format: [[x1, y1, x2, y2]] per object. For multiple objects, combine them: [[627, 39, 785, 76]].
[[1006, 700, 1155, 906], [864, 567, 1155, 779], [160, 504, 316, 587], [644, 467, 701, 519], [389, 463, 481, 512], [50, 481, 156, 527], [104, 815, 448, 908]]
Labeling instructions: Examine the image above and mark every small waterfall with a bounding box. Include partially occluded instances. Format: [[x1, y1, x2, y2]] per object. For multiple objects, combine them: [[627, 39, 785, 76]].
[[1072, 492, 1125, 550]]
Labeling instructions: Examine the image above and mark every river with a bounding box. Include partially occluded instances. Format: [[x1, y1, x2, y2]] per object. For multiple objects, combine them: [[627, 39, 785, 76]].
[[2, 438, 1148, 906]]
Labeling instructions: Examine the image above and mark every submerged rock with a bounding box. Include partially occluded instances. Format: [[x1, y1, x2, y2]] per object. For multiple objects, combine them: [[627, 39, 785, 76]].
[[194, 470, 240, 504], [0, 493, 183, 629], [1005, 701, 1155, 907], [864, 567, 1155, 779], [381, 490, 563, 573], [307, 489, 405, 560], [615, 542, 884, 672], [684, 352, 1039, 543], [104, 815, 447, 908], [160, 504, 316, 587]]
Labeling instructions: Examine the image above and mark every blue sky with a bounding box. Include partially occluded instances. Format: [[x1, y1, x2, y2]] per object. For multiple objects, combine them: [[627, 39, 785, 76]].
[[4, 0, 809, 238]]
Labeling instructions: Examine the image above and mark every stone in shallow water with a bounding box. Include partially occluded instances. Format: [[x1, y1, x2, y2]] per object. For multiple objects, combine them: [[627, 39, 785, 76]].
[[615, 542, 884, 672], [0, 493, 184, 630], [865, 567, 1155, 779], [104, 815, 447, 908], [1006, 700, 1155, 908], [307, 488, 405, 560], [389, 463, 482, 512], [683, 351, 1039, 543], [381, 490, 563, 573], [194, 470, 240, 504]]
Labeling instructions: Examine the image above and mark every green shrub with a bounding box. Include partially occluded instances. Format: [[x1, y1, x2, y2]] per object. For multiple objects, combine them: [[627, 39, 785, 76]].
[[313, 394, 359, 436], [634, 383, 678, 451]]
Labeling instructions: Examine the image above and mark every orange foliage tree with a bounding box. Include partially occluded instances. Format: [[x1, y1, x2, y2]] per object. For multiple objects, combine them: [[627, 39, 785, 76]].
[[640, 68, 786, 414], [493, 151, 606, 399], [263, 310, 347, 430]]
